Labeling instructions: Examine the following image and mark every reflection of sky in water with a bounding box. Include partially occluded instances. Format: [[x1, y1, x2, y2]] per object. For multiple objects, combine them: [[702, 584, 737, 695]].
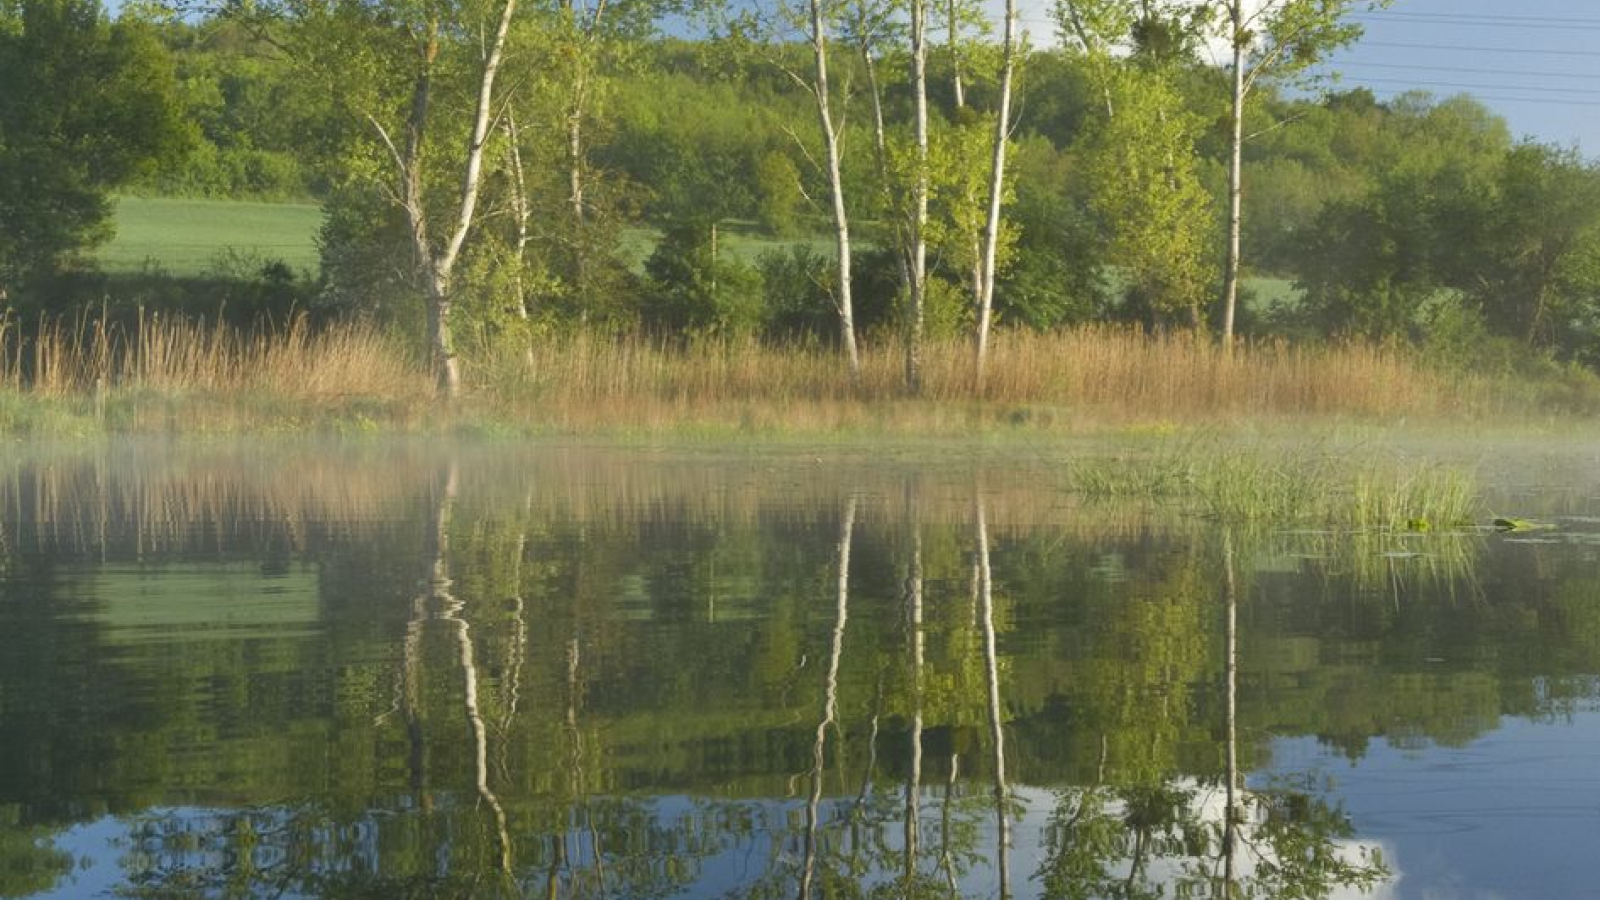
[[1265, 710, 1600, 900], [34, 784, 1407, 899]]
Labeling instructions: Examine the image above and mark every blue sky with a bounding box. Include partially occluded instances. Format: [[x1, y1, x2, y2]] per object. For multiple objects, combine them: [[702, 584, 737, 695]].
[[1320, 0, 1600, 154], [1008, 0, 1600, 155]]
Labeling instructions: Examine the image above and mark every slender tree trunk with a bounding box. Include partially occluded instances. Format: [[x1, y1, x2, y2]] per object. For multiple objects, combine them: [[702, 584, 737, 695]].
[[1153, 101, 1204, 330], [504, 111, 532, 325], [948, 0, 965, 109], [396, 0, 518, 399], [907, 0, 930, 394], [567, 88, 588, 300], [1526, 278, 1550, 346], [1222, 0, 1246, 348], [860, 34, 913, 294], [502, 111, 538, 367], [974, 0, 1017, 389], [568, 96, 586, 229], [808, 0, 860, 378], [1061, 2, 1113, 117], [400, 31, 452, 396]]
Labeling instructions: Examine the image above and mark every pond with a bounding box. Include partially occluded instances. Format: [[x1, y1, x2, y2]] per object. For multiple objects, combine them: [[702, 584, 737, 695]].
[[1, 440, 1597, 899]]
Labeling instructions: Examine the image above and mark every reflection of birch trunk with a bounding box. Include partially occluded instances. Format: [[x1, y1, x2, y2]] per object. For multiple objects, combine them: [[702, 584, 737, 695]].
[[499, 527, 529, 779], [800, 495, 856, 900], [854, 674, 884, 814], [403, 589, 429, 812], [1222, 529, 1239, 898], [566, 630, 607, 891], [443, 599, 513, 877], [904, 493, 925, 884], [976, 495, 1010, 898], [399, 468, 454, 814], [939, 753, 959, 892], [429, 463, 514, 879]]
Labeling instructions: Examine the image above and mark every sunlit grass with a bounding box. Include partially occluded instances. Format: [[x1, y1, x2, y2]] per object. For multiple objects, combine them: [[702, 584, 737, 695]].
[[0, 315, 1590, 437], [479, 326, 1466, 432], [0, 312, 426, 434], [97, 197, 322, 276], [1067, 447, 1479, 527]]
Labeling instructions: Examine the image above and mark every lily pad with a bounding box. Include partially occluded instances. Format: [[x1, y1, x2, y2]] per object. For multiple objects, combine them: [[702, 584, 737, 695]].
[[1493, 517, 1555, 532]]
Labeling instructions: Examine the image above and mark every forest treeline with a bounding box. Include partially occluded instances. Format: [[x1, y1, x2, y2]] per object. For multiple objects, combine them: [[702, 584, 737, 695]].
[[5, 0, 1600, 398]]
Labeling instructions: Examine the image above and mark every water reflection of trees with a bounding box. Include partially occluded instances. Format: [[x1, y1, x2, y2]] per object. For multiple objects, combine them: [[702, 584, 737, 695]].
[[1034, 529, 1387, 900], [2, 449, 1598, 896]]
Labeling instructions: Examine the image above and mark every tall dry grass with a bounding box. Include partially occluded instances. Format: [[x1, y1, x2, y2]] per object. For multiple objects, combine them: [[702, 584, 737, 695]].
[[0, 315, 1506, 433], [489, 326, 1460, 429], [0, 311, 425, 401]]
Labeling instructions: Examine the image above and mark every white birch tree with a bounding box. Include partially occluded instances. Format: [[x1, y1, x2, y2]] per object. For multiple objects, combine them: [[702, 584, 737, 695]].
[[1214, 0, 1380, 346]]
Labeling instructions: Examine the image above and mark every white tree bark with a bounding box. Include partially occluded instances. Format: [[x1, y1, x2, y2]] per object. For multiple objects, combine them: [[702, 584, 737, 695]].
[[973, 0, 1018, 387], [907, 0, 930, 394], [1222, 0, 1246, 347], [976, 494, 1010, 898], [807, 0, 861, 377], [391, 0, 518, 399], [800, 496, 856, 900]]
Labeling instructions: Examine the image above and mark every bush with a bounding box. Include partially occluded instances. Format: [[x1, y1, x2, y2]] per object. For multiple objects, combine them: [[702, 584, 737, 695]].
[[642, 221, 764, 336]]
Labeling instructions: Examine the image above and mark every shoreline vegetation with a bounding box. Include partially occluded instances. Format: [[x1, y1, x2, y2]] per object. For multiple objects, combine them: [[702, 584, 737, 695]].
[[2, 313, 1597, 437], [0, 314, 1594, 530]]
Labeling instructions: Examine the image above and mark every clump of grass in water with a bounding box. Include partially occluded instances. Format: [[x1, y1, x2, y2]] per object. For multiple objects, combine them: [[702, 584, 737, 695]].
[[1350, 466, 1476, 531], [1068, 448, 1478, 527]]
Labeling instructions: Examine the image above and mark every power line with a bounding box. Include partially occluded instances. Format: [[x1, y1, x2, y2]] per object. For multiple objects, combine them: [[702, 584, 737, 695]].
[[1354, 89, 1600, 109], [1329, 76, 1600, 97], [1351, 10, 1600, 28], [1351, 12, 1600, 32], [1327, 60, 1600, 82], [1359, 40, 1600, 59]]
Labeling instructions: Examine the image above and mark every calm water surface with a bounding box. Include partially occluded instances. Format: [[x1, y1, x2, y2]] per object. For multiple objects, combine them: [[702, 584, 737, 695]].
[[1, 441, 1598, 899]]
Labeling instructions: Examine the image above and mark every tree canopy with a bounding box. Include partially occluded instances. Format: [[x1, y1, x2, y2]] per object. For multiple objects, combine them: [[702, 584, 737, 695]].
[[0, 0, 190, 291]]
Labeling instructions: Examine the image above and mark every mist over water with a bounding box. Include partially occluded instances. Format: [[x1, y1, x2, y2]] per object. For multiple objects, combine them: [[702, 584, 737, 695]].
[[0, 441, 1597, 899]]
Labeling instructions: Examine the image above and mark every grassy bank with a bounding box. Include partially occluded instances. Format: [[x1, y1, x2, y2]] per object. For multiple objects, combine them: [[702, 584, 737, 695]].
[[0, 316, 1595, 439], [4, 315, 1596, 530]]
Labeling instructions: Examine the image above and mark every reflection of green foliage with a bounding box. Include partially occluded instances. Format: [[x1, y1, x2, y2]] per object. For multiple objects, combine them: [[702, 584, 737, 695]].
[[1040, 779, 1389, 900], [0, 809, 71, 899], [2, 451, 1598, 897], [1179, 786, 1388, 900]]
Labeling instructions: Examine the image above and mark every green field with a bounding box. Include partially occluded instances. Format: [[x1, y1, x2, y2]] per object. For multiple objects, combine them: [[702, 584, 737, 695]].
[[97, 198, 1306, 314], [98, 197, 323, 277]]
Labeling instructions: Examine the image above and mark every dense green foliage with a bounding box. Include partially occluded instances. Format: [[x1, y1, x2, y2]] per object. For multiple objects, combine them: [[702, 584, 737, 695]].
[[0, 0, 190, 292], [7, 0, 1600, 381]]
